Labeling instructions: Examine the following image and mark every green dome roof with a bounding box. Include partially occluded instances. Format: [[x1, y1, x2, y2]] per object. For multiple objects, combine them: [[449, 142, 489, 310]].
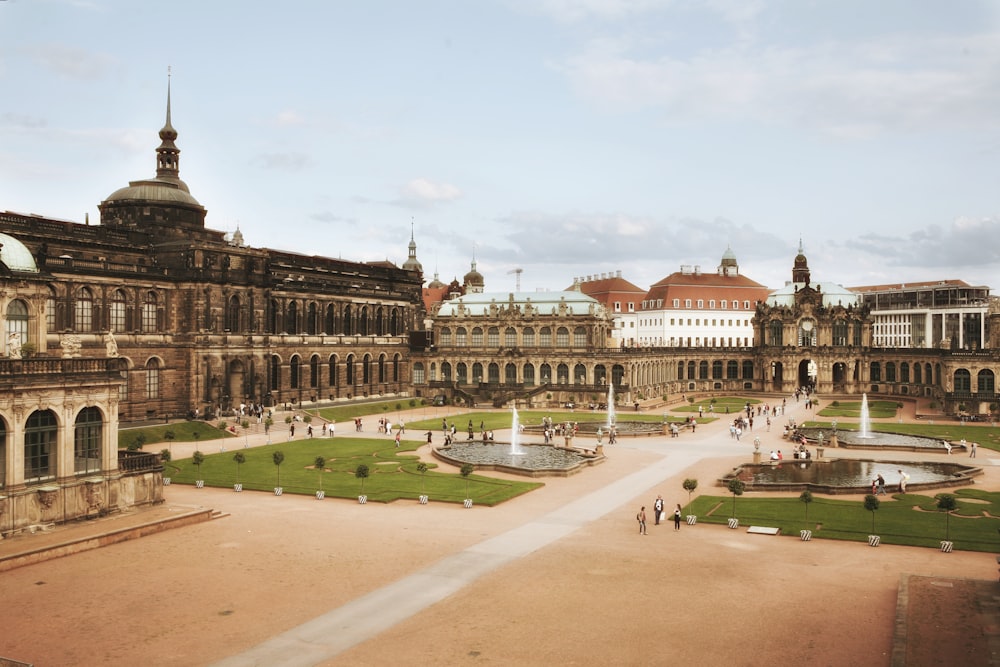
[[0, 233, 39, 273]]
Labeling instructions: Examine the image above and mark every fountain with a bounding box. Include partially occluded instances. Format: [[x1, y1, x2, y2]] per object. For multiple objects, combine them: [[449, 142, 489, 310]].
[[510, 407, 525, 456], [858, 392, 873, 439], [607, 383, 616, 429], [722, 459, 981, 495]]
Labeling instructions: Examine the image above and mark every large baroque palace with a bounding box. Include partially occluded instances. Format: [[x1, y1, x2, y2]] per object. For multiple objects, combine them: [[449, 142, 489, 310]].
[[3, 88, 1000, 535], [0, 88, 423, 532]]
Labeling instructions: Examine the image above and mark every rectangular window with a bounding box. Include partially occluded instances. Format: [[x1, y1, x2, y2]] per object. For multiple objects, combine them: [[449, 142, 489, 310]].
[[709, 300, 715, 309], [456, 329, 467, 346], [471, 329, 483, 346], [628, 303, 634, 312], [721, 301, 727, 310], [110, 302, 126, 332], [684, 299, 692, 308], [487, 329, 499, 346], [697, 300, 704, 308], [540, 329, 552, 346], [142, 303, 157, 332], [523, 329, 535, 346], [146, 368, 159, 399], [75, 300, 93, 332]]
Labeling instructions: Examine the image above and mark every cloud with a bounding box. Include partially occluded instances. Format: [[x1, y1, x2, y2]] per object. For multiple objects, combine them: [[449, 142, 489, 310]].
[[393, 178, 462, 209], [273, 110, 306, 127], [252, 152, 313, 171], [23, 44, 114, 80]]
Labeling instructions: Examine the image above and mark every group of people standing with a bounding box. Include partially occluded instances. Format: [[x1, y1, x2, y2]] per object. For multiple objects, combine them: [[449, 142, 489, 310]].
[[637, 495, 683, 534]]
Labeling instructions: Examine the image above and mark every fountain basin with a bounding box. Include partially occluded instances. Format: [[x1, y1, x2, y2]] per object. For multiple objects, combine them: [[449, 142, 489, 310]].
[[433, 442, 604, 478], [797, 428, 957, 452], [721, 459, 981, 495], [522, 421, 666, 438]]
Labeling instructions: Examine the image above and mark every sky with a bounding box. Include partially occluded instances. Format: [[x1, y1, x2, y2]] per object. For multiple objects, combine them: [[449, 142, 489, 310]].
[[2, 0, 1000, 296]]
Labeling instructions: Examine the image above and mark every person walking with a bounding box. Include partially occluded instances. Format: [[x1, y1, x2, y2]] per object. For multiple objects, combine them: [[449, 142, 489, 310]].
[[970, 441, 978, 458], [637, 507, 647, 535], [653, 495, 664, 526], [673, 504, 682, 531], [876, 474, 886, 495]]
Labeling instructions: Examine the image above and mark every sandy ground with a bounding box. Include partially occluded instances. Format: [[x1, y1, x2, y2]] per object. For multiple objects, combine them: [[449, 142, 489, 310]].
[[0, 400, 997, 666]]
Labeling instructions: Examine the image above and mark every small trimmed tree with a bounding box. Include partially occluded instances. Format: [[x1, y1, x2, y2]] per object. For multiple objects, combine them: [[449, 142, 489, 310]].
[[192, 450, 205, 481], [682, 478, 698, 504], [233, 451, 246, 484], [460, 463, 474, 499], [799, 489, 813, 519], [727, 478, 745, 518], [417, 462, 429, 495], [241, 419, 251, 448], [937, 494, 958, 541], [355, 463, 370, 495], [315, 456, 326, 493], [159, 448, 172, 464], [164, 429, 176, 457], [864, 494, 880, 533], [272, 450, 285, 487]]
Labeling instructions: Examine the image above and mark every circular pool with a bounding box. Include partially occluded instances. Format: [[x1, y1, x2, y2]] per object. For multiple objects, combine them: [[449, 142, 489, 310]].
[[721, 459, 981, 494], [433, 442, 603, 477]]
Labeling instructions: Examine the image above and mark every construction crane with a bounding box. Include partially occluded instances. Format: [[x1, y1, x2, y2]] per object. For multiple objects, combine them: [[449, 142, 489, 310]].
[[507, 267, 523, 291]]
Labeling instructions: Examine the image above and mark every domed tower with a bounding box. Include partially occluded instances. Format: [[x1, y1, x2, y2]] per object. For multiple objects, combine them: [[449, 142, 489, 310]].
[[463, 257, 484, 294], [718, 245, 739, 276], [99, 76, 208, 236], [792, 238, 811, 285], [401, 221, 423, 278]]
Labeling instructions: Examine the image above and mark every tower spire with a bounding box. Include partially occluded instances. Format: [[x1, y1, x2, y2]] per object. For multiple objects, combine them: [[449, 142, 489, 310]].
[[155, 67, 185, 189]]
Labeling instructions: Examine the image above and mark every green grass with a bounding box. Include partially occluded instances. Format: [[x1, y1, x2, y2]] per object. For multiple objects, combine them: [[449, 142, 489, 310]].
[[686, 489, 1000, 552], [675, 396, 761, 414], [817, 400, 899, 419], [119, 421, 235, 449], [165, 436, 543, 505], [312, 398, 427, 424]]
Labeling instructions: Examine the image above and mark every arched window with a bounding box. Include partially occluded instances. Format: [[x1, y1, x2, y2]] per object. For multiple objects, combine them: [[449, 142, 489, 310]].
[[359, 306, 369, 336], [328, 355, 338, 387], [46, 286, 57, 331], [885, 362, 897, 383], [954, 368, 971, 393], [540, 327, 552, 346], [556, 327, 569, 347], [832, 318, 848, 346], [487, 327, 499, 347], [145, 358, 160, 398], [727, 360, 739, 379], [268, 299, 280, 334], [362, 354, 371, 384], [900, 362, 910, 383], [346, 354, 355, 385], [310, 355, 320, 388], [413, 362, 425, 384], [457, 362, 468, 385], [286, 301, 299, 335], [870, 362, 881, 382], [110, 290, 128, 333], [441, 361, 452, 382], [378, 354, 387, 383], [574, 363, 586, 384], [540, 363, 552, 384], [523, 327, 535, 347], [270, 355, 281, 390], [456, 327, 467, 347], [472, 363, 483, 384], [523, 363, 535, 386], [142, 292, 158, 333], [574, 327, 587, 346], [712, 360, 723, 379], [325, 304, 336, 335], [742, 360, 754, 379], [556, 363, 569, 384], [0, 417, 6, 488], [439, 328, 452, 346], [306, 302, 318, 335], [290, 355, 301, 389], [768, 320, 783, 347], [375, 307, 384, 335], [342, 305, 353, 335], [74, 406, 102, 475], [25, 409, 58, 483], [677, 361, 685, 380], [687, 361, 696, 379], [914, 363, 922, 384], [977, 369, 995, 394], [504, 327, 517, 347], [594, 365, 607, 385], [472, 327, 483, 346], [699, 361, 709, 379], [488, 363, 500, 383], [225, 295, 241, 332], [75, 287, 94, 332], [505, 363, 517, 384], [6, 299, 29, 349]]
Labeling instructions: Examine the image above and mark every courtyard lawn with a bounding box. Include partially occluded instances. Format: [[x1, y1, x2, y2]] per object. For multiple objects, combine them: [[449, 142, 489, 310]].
[[311, 397, 429, 424], [676, 396, 762, 415], [817, 399, 899, 419], [165, 436, 542, 505], [686, 488, 1000, 552], [403, 410, 690, 434], [118, 421, 236, 449]]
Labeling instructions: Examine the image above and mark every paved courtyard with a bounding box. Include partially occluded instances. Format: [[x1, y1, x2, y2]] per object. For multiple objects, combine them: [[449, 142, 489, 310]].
[[0, 397, 997, 666]]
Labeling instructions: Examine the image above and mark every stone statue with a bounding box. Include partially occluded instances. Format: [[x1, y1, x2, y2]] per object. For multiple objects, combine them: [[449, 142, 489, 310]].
[[105, 331, 119, 357], [7, 332, 21, 359]]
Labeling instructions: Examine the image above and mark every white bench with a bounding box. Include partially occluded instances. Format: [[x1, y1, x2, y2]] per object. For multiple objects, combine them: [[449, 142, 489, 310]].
[[746, 526, 781, 535]]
